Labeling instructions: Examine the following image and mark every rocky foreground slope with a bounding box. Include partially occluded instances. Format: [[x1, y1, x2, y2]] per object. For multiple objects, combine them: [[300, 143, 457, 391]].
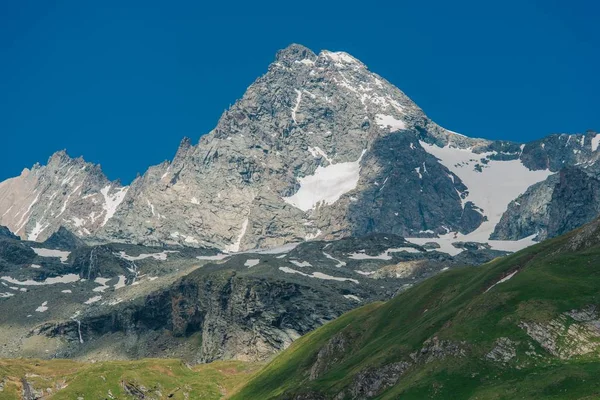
[[0, 44, 598, 252], [233, 216, 600, 399]]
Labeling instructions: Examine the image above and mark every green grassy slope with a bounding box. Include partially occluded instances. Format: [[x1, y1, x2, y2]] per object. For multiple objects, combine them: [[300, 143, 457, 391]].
[[0, 358, 261, 399], [232, 221, 600, 399]]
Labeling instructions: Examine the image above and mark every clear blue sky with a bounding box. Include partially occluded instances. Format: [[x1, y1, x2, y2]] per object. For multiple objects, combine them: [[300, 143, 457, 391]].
[[1, 0, 598, 183]]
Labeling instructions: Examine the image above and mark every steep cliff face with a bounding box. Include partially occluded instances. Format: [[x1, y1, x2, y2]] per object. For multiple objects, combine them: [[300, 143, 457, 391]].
[[492, 165, 600, 241], [0, 151, 126, 242]]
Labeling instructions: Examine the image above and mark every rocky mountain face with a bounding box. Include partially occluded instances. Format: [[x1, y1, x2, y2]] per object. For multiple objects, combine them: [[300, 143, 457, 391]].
[[492, 162, 600, 241], [0, 44, 599, 252], [0, 151, 127, 242]]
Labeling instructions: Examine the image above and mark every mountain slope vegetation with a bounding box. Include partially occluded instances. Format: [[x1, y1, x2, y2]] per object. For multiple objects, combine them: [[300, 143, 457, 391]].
[[232, 218, 600, 399]]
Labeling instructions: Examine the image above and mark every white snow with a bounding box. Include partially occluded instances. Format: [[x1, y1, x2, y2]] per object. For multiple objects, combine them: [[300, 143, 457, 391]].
[[485, 270, 519, 293], [31, 247, 71, 263], [305, 229, 322, 241], [100, 186, 129, 227], [114, 275, 127, 289], [242, 243, 300, 255], [84, 295, 102, 305], [375, 114, 406, 131], [191, 197, 200, 204], [295, 59, 315, 66], [116, 250, 178, 261], [283, 150, 366, 211], [356, 270, 375, 276], [30, 264, 42, 269], [278, 267, 359, 283], [290, 260, 312, 268], [308, 147, 333, 164], [348, 247, 421, 260], [1, 273, 80, 286], [406, 234, 539, 256], [184, 236, 199, 245], [196, 254, 230, 261], [28, 220, 49, 241], [147, 199, 156, 217], [16, 193, 40, 232], [322, 51, 359, 64], [343, 294, 361, 302], [93, 277, 111, 292], [418, 141, 553, 242], [225, 217, 249, 253], [323, 252, 346, 268], [35, 301, 49, 312], [0, 292, 15, 298], [291, 89, 302, 123], [244, 259, 260, 268], [61, 289, 72, 294], [592, 134, 600, 152], [71, 217, 85, 227], [312, 272, 359, 283]]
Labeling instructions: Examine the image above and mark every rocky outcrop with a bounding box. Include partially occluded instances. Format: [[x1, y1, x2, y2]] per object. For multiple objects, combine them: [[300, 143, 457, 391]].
[[493, 166, 600, 241], [310, 332, 352, 380], [346, 361, 412, 399], [519, 306, 600, 359], [486, 337, 517, 363], [335, 337, 465, 399]]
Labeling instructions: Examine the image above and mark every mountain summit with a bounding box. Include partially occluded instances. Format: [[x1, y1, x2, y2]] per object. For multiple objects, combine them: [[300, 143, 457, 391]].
[[1, 44, 599, 251]]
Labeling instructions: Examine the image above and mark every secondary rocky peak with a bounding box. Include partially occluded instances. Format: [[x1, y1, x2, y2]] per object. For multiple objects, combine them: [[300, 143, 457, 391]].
[[47, 149, 75, 167], [275, 43, 317, 66]]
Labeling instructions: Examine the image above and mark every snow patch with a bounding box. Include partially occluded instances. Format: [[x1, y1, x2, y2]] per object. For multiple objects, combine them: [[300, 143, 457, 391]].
[[290, 260, 312, 268], [114, 275, 127, 289], [419, 141, 553, 242], [308, 147, 333, 164], [343, 294, 361, 302], [375, 114, 406, 131], [84, 295, 102, 305], [100, 186, 129, 227], [291, 89, 302, 123], [323, 252, 346, 268], [348, 247, 421, 260], [485, 270, 519, 293], [278, 267, 359, 283], [116, 250, 178, 261], [1, 273, 80, 286], [226, 217, 249, 253], [592, 134, 600, 152], [35, 301, 48, 312], [196, 254, 230, 261], [28, 220, 49, 241], [244, 259, 260, 268], [31, 247, 71, 263], [283, 150, 366, 211]]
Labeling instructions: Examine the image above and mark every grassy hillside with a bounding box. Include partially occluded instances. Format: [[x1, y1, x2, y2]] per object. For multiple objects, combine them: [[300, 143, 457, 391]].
[[232, 220, 600, 399], [0, 358, 261, 399]]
